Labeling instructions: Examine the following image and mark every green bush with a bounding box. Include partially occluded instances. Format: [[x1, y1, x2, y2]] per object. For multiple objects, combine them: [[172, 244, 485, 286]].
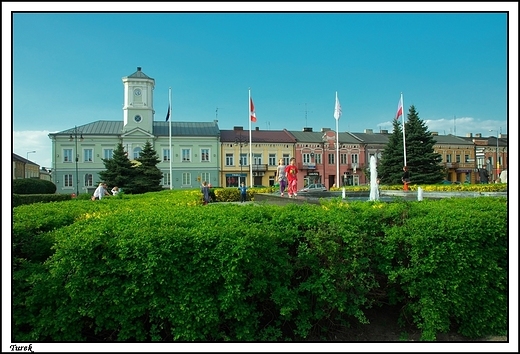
[[13, 179, 57, 194], [12, 191, 508, 342]]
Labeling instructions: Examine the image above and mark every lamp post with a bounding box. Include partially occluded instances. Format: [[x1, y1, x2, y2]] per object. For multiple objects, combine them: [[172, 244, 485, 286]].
[[489, 129, 499, 182], [25, 151, 36, 178], [26, 150, 36, 160], [69, 126, 84, 196], [234, 134, 247, 185]]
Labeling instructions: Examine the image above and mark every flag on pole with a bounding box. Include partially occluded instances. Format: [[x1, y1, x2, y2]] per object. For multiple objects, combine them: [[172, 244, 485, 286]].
[[334, 92, 342, 120], [250, 97, 257, 122], [395, 96, 403, 120], [165, 104, 170, 122]]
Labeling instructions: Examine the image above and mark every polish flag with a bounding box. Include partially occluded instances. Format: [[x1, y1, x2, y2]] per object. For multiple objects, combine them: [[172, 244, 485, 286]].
[[395, 96, 403, 120], [250, 97, 257, 122]]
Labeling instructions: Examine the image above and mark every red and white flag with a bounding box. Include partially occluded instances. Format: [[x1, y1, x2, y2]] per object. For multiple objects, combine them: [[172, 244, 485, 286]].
[[250, 97, 257, 122], [395, 96, 403, 120]]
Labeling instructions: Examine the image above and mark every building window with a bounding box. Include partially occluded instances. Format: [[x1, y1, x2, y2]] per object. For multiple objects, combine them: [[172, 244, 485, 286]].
[[283, 154, 290, 166], [269, 153, 276, 166], [64, 174, 73, 187], [225, 153, 234, 166], [303, 153, 311, 164], [253, 153, 262, 165], [201, 148, 210, 162], [84, 149, 93, 162], [465, 154, 470, 163], [328, 153, 335, 165], [133, 147, 142, 160], [456, 154, 461, 163], [352, 154, 359, 164], [315, 153, 322, 165], [182, 149, 191, 162], [182, 172, 191, 185], [240, 153, 248, 167], [201, 172, 210, 184], [340, 153, 348, 164], [446, 154, 452, 163], [103, 149, 113, 159], [163, 149, 170, 162], [163, 172, 171, 186], [64, 149, 72, 163], [84, 174, 93, 187]]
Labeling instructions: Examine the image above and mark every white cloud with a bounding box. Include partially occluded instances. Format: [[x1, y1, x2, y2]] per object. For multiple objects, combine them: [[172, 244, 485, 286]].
[[12, 130, 56, 168]]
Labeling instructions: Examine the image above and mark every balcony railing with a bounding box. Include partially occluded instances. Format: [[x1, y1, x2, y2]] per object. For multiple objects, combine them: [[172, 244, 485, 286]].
[[252, 164, 268, 172], [445, 162, 459, 168], [298, 163, 317, 170]]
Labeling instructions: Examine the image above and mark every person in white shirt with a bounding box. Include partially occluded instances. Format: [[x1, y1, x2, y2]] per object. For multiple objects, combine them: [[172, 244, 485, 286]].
[[499, 169, 507, 183], [111, 186, 120, 195], [92, 183, 110, 200]]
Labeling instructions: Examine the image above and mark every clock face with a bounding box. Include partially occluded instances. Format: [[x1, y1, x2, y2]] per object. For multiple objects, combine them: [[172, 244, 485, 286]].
[[134, 115, 142, 123], [134, 88, 142, 96]]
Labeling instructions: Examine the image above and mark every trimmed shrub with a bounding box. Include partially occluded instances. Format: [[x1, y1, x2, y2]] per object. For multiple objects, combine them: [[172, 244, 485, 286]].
[[13, 179, 57, 194]]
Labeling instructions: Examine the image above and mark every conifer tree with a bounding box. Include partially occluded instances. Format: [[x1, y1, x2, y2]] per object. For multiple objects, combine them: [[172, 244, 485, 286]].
[[132, 140, 163, 194], [98, 142, 137, 192], [378, 118, 405, 184]]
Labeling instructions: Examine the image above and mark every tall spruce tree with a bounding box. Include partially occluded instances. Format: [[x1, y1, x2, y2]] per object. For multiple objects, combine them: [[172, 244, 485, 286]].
[[378, 118, 405, 184], [98, 142, 137, 193], [404, 105, 444, 184], [133, 140, 163, 194]]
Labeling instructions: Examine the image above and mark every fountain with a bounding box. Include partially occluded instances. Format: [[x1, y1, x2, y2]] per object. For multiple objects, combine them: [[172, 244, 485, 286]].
[[369, 155, 379, 201]]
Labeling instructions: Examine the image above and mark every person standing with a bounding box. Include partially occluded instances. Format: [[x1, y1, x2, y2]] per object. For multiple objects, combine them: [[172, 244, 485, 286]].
[[285, 157, 299, 198], [201, 181, 210, 205], [401, 166, 411, 191], [275, 158, 287, 197], [499, 168, 507, 184], [479, 167, 489, 184], [238, 182, 248, 203]]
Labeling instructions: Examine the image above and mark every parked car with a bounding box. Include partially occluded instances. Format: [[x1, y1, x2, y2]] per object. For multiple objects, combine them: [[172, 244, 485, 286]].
[[299, 183, 327, 193]]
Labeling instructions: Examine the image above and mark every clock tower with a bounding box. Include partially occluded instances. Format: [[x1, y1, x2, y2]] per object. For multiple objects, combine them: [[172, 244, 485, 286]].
[[122, 67, 155, 132]]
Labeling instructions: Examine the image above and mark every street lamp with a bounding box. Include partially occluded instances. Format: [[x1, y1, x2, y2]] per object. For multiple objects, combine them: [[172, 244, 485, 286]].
[[69, 126, 84, 196], [234, 134, 247, 184], [26, 150, 36, 160], [489, 129, 499, 181]]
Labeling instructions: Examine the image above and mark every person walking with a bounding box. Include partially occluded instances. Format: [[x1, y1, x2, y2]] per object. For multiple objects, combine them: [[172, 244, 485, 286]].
[[238, 182, 248, 203], [201, 181, 210, 205], [479, 167, 489, 184], [275, 158, 287, 196], [401, 166, 411, 191], [285, 157, 299, 198]]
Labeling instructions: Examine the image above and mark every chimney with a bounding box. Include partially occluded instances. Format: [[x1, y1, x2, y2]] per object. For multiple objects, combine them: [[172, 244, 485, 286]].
[[303, 127, 313, 132], [255, 127, 259, 131], [380, 129, 388, 134], [431, 132, 438, 136], [475, 133, 482, 138], [466, 133, 473, 137], [137, 67, 141, 71], [233, 126, 244, 131], [499, 133, 507, 139], [364, 129, 373, 134], [321, 128, 331, 132]]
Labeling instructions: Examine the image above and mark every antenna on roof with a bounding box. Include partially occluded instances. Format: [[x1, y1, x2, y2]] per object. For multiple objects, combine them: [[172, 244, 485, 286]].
[[301, 103, 313, 127], [216, 107, 218, 120]]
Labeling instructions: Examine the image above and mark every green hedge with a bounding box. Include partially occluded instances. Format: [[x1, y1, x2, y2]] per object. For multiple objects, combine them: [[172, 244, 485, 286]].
[[12, 190, 508, 341], [13, 178, 57, 194]]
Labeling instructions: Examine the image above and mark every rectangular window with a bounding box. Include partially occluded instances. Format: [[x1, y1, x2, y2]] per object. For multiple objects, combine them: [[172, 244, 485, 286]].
[[182, 172, 191, 185], [283, 154, 290, 166], [446, 154, 452, 163], [456, 154, 461, 163], [84, 149, 93, 162], [201, 172, 210, 184], [328, 153, 335, 165], [240, 153, 248, 167], [201, 148, 210, 162], [103, 149, 114, 159], [303, 153, 311, 164], [269, 153, 276, 166], [225, 153, 234, 166], [253, 153, 262, 165], [64, 174, 73, 187], [340, 153, 348, 164], [163, 149, 170, 162], [315, 153, 322, 165], [464, 154, 470, 163], [352, 154, 359, 164], [182, 149, 191, 162], [84, 174, 93, 187], [64, 149, 72, 163], [163, 172, 171, 186]]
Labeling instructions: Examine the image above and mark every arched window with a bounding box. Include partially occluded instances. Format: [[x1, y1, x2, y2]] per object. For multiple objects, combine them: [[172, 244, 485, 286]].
[[133, 147, 142, 160]]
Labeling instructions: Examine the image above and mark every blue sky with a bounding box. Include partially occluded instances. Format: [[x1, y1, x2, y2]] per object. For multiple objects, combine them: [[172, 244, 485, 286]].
[[5, 3, 518, 172]]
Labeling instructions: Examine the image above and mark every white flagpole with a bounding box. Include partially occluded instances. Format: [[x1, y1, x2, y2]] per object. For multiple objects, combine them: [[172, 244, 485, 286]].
[[401, 92, 407, 167], [169, 87, 172, 189], [249, 88, 253, 187], [334, 92, 341, 187]]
